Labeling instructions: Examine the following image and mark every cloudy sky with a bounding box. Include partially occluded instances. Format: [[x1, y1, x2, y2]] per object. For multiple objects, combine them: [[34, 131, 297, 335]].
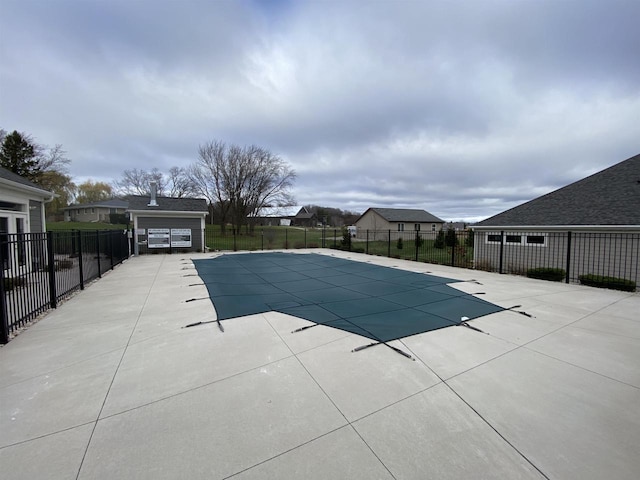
[[1, 0, 638, 221]]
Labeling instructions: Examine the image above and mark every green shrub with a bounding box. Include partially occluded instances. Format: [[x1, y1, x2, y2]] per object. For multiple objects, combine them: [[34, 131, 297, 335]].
[[526, 267, 566, 282], [341, 227, 352, 249], [579, 274, 636, 292], [465, 229, 474, 247], [434, 230, 445, 249], [414, 233, 423, 248], [445, 228, 458, 247], [396, 237, 403, 250]]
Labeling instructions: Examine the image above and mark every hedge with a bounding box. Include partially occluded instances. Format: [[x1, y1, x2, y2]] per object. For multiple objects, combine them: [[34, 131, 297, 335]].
[[526, 268, 566, 282], [579, 274, 636, 292]]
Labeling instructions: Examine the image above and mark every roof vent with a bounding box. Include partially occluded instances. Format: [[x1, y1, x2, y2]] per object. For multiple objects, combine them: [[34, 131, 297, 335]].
[[148, 181, 159, 207]]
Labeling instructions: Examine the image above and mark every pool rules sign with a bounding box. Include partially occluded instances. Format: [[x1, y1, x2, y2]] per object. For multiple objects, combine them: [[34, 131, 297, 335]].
[[147, 228, 170, 248], [147, 228, 192, 248], [170, 229, 192, 248]]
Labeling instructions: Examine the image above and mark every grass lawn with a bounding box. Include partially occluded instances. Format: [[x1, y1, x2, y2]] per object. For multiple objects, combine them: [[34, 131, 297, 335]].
[[205, 225, 332, 251], [364, 239, 474, 267], [47, 221, 128, 231]]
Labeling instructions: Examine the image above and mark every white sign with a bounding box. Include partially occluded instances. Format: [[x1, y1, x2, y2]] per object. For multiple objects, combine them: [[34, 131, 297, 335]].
[[148, 228, 170, 248], [136, 228, 146, 235], [171, 228, 192, 248]]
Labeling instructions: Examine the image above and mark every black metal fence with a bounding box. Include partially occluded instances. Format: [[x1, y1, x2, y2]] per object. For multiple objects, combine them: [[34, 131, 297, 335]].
[[205, 227, 638, 290], [1, 230, 131, 343], [473, 230, 640, 286]]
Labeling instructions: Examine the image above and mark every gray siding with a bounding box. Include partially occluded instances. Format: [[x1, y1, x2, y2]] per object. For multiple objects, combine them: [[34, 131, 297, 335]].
[[137, 216, 202, 253], [474, 230, 639, 285], [29, 200, 43, 232]]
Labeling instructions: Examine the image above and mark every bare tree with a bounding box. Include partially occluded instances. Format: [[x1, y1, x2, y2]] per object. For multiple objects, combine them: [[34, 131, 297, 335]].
[[191, 141, 296, 234], [167, 166, 197, 198], [190, 141, 233, 231], [114, 167, 166, 196]]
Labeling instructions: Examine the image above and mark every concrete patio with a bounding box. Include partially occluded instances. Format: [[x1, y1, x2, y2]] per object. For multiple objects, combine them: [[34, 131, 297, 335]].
[[1, 250, 639, 479]]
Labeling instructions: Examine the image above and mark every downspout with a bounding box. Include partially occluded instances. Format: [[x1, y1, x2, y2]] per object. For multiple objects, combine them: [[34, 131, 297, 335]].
[[42, 192, 57, 232]]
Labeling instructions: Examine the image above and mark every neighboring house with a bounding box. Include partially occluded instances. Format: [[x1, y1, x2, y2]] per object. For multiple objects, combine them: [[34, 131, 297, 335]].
[[354, 208, 445, 239], [252, 206, 317, 227], [127, 183, 208, 254], [473, 153, 640, 283], [446, 222, 467, 231], [63, 199, 129, 223], [0, 166, 55, 274]]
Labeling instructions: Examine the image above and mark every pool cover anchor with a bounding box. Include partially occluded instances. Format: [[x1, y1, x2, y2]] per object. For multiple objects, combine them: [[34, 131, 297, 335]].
[[183, 318, 225, 332], [505, 305, 534, 317], [457, 316, 488, 334], [352, 341, 415, 361], [291, 324, 319, 334]]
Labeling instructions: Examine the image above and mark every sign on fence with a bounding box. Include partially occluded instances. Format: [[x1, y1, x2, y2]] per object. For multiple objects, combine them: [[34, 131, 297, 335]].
[[170, 229, 192, 248], [147, 228, 170, 248]]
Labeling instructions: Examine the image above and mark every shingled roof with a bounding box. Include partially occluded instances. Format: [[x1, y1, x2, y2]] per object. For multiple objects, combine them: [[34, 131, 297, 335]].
[[0, 166, 52, 194], [63, 198, 129, 210], [127, 195, 208, 212], [361, 208, 444, 223], [477, 153, 640, 227]]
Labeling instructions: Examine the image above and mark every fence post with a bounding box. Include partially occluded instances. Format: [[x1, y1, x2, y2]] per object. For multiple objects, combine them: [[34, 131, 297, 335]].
[[451, 238, 456, 266], [285, 228, 288, 249], [109, 231, 115, 269], [304, 228, 307, 248], [93, 230, 100, 279], [233, 229, 237, 251], [366, 230, 369, 254], [47, 233, 57, 308], [0, 241, 8, 344], [388, 230, 391, 258], [261, 229, 264, 250], [78, 231, 85, 288], [565, 231, 572, 284], [333, 229, 337, 248], [498, 230, 504, 274], [415, 232, 419, 262]]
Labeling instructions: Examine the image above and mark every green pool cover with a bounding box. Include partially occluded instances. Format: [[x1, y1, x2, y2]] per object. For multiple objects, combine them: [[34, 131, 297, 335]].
[[193, 252, 504, 343]]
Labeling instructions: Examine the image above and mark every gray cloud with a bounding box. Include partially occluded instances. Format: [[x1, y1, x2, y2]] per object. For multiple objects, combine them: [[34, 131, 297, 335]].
[[1, 0, 638, 222]]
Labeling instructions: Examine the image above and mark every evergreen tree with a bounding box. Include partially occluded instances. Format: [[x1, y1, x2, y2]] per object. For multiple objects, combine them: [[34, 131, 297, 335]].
[[0, 131, 41, 181], [445, 228, 458, 247]]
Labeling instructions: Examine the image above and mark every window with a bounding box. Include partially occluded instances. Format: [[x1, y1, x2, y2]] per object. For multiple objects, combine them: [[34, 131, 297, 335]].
[[485, 232, 547, 247], [414, 224, 420, 231], [431, 224, 436, 232], [526, 234, 547, 246], [0, 217, 8, 269], [91, 208, 95, 213], [398, 223, 404, 232], [16, 218, 26, 266]]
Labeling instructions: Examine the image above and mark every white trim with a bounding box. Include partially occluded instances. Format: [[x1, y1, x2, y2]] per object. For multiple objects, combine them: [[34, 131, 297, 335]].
[[127, 209, 208, 217], [483, 231, 548, 247], [0, 177, 55, 201], [473, 225, 640, 231]]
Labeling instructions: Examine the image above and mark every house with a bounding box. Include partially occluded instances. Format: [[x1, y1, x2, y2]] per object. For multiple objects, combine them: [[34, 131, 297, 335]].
[[252, 206, 317, 227], [472, 153, 640, 284], [1, 166, 55, 274], [63, 199, 129, 223], [354, 208, 445, 239], [127, 183, 208, 255]]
